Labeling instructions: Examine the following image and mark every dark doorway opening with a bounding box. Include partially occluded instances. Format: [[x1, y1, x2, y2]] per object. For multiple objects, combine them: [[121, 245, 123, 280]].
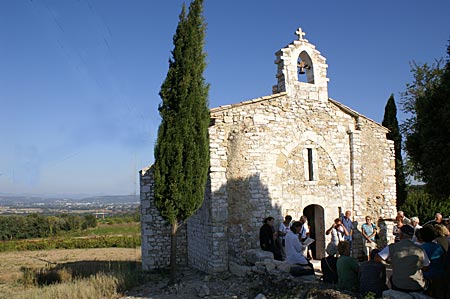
[[303, 204, 325, 259]]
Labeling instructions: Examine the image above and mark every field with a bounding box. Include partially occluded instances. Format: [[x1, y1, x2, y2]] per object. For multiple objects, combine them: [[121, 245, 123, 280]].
[[0, 222, 141, 252], [65, 222, 140, 237], [0, 247, 142, 299], [0, 221, 144, 299]]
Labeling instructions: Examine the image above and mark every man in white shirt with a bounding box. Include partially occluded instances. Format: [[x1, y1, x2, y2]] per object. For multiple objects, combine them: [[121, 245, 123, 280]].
[[278, 215, 292, 260], [397, 210, 411, 225], [325, 218, 349, 256], [299, 215, 310, 258], [285, 221, 308, 265], [410, 216, 422, 243]]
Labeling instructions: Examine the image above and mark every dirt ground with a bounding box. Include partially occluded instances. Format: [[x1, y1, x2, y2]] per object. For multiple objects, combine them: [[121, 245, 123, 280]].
[[120, 260, 327, 299], [120, 266, 263, 299]]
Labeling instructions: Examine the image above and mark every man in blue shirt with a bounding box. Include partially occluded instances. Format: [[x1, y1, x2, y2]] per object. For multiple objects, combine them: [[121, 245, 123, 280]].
[[341, 210, 353, 249]]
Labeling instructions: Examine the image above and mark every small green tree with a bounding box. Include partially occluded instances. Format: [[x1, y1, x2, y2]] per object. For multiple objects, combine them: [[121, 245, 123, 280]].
[[401, 186, 450, 223], [401, 43, 450, 199], [382, 94, 407, 208], [153, 0, 209, 283]]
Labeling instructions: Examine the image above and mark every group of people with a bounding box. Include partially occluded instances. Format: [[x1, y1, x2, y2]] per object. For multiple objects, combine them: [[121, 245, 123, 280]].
[[259, 215, 312, 266], [321, 210, 450, 299], [261, 211, 450, 298]]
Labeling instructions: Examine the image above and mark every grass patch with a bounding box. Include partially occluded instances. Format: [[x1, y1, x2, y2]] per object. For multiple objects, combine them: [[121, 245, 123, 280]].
[[12, 261, 146, 299], [62, 222, 140, 238], [12, 273, 125, 299], [0, 235, 141, 252]]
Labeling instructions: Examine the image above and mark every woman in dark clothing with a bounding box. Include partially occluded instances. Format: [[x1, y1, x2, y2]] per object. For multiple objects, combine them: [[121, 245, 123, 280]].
[[321, 245, 338, 284], [259, 216, 282, 261], [358, 249, 388, 297]]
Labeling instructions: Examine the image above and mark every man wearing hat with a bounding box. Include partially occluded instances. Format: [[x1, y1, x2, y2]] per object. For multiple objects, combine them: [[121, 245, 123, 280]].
[[375, 225, 430, 293]]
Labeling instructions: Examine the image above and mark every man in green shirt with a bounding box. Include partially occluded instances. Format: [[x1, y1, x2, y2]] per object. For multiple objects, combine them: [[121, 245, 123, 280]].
[[336, 240, 359, 291]]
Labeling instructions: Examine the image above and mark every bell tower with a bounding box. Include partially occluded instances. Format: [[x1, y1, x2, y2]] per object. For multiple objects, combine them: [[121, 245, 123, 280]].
[[273, 27, 329, 102]]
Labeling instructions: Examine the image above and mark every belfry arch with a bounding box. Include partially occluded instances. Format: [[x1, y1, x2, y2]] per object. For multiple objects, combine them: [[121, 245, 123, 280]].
[[297, 51, 314, 84]]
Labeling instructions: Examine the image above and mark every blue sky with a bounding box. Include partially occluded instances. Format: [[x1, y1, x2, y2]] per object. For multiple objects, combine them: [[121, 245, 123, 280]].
[[0, 0, 449, 197]]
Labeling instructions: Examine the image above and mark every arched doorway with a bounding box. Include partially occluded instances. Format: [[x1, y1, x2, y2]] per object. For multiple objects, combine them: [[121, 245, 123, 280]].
[[303, 204, 325, 259]]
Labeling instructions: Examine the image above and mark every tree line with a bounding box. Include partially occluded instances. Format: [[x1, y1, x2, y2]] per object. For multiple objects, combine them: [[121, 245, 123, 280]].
[[0, 213, 97, 240], [383, 41, 450, 222]]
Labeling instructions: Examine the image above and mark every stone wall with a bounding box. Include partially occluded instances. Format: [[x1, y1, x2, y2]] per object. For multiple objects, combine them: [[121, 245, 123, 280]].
[[140, 166, 187, 270], [186, 177, 230, 273]]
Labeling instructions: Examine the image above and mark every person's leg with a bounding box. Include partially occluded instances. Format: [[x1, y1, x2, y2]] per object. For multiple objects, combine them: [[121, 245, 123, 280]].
[[367, 244, 373, 261], [362, 239, 369, 261], [278, 238, 286, 260], [307, 248, 313, 260], [301, 244, 308, 258]]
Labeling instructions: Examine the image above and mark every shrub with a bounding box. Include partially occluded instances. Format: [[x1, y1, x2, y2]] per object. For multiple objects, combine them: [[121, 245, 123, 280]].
[[400, 187, 450, 222]]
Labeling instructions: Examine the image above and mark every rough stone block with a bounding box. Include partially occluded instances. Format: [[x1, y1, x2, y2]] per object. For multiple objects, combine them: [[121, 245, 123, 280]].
[[245, 249, 274, 265], [229, 261, 251, 277], [275, 262, 292, 273]]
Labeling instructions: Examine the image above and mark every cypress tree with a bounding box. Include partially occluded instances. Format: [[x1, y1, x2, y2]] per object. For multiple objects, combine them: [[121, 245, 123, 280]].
[[153, 0, 209, 283], [382, 94, 407, 208]]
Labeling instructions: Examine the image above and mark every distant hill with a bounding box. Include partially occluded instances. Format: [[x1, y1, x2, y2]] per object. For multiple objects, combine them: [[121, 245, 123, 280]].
[[0, 194, 139, 205], [78, 195, 140, 204]]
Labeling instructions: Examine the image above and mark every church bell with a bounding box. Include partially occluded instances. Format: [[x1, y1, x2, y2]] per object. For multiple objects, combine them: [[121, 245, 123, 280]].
[[297, 60, 310, 74]]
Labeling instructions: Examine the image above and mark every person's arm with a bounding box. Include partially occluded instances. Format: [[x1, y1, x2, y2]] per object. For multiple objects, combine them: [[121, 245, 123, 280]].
[[374, 254, 383, 263], [273, 231, 278, 240], [341, 224, 349, 236], [260, 227, 269, 249], [326, 224, 334, 235], [370, 224, 377, 238], [260, 226, 273, 249], [278, 224, 287, 237], [361, 224, 369, 240], [421, 248, 430, 272], [293, 235, 303, 253], [361, 224, 372, 242]]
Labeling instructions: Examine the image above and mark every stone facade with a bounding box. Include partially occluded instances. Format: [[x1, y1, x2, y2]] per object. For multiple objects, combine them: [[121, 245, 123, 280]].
[[141, 28, 397, 273]]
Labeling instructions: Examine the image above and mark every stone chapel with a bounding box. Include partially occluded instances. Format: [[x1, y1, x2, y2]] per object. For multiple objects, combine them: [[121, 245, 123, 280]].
[[140, 28, 397, 273]]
